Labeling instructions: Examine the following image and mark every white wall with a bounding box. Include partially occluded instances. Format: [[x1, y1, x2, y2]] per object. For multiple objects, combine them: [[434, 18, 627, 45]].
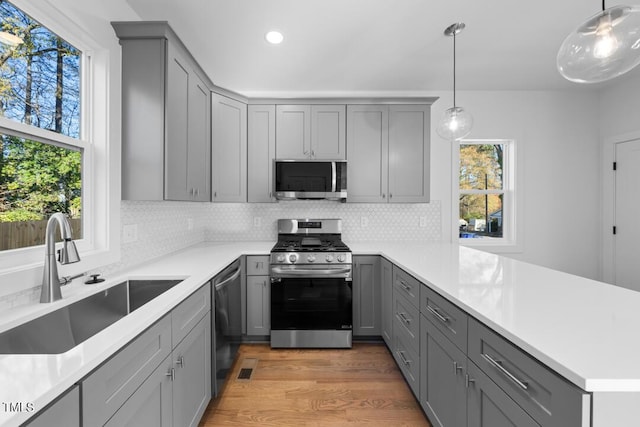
[[432, 90, 602, 280]]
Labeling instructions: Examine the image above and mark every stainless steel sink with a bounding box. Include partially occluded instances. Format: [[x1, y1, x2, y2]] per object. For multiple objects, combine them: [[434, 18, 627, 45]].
[[0, 279, 182, 354]]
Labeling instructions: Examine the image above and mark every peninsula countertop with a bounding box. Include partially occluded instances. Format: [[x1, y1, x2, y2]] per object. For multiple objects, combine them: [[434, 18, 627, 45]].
[[1, 240, 639, 426]]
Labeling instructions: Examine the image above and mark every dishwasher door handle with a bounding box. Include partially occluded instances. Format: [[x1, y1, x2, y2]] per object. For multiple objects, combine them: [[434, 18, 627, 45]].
[[215, 267, 241, 291]]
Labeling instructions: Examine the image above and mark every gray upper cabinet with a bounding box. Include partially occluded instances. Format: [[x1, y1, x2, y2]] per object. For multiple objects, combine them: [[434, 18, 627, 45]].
[[211, 92, 247, 202], [275, 105, 346, 160], [347, 104, 430, 203], [247, 105, 276, 203], [113, 21, 211, 202]]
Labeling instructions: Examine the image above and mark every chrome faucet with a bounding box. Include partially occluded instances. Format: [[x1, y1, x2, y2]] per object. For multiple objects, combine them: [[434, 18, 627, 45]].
[[40, 213, 81, 303]]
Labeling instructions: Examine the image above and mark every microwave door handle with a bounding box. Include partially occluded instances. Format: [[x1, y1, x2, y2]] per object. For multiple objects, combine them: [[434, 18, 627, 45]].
[[331, 162, 337, 192]]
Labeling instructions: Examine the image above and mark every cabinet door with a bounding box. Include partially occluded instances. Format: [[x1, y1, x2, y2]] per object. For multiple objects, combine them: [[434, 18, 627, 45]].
[[467, 361, 540, 427], [246, 275, 270, 336], [247, 105, 276, 202], [188, 72, 211, 201], [346, 105, 389, 202], [104, 357, 173, 427], [352, 256, 381, 336], [25, 386, 79, 427], [276, 105, 311, 159], [212, 93, 247, 202], [82, 315, 172, 427], [380, 257, 393, 346], [165, 41, 191, 201], [311, 105, 346, 159], [388, 105, 430, 203], [420, 315, 467, 427], [173, 313, 211, 427]]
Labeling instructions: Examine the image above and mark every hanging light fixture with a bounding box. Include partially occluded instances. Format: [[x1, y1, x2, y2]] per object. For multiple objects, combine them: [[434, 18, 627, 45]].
[[437, 22, 473, 141], [557, 1, 640, 83]]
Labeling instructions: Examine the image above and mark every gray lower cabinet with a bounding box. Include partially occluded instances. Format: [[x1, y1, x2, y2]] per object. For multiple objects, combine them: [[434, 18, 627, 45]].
[[352, 256, 381, 336], [247, 105, 276, 202], [172, 312, 211, 427], [82, 283, 212, 427], [380, 257, 393, 346], [103, 357, 173, 427], [24, 385, 79, 427], [466, 361, 540, 427], [112, 22, 212, 202], [212, 92, 247, 202], [420, 315, 467, 427], [246, 255, 270, 336], [246, 276, 270, 336]]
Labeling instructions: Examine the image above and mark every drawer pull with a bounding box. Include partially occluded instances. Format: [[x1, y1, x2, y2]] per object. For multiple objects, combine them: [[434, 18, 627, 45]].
[[465, 374, 475, 388], [399, 280, 411, 291], [482, 353, 529, 391], [398, 350, 411, 366], [426, 305, 450, 324], [453, 361, 464, 375], [166, 367, 175, 381], [398, 312, 411, 324]]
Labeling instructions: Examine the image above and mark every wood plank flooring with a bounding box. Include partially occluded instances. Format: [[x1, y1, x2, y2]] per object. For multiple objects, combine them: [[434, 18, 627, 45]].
[[199, 343, 432, 427]]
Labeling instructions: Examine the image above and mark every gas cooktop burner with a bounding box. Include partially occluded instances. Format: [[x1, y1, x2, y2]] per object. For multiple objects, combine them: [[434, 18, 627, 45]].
[[271, 235, 350, 252]]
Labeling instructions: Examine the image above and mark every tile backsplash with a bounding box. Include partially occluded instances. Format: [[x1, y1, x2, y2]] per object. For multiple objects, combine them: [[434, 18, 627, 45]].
[[1, 199, 441, 309]]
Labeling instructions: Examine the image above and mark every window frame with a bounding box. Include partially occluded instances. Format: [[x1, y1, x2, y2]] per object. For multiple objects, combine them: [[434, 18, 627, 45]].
[[0, 0, 119, 296], [452, 138, 522, 253]]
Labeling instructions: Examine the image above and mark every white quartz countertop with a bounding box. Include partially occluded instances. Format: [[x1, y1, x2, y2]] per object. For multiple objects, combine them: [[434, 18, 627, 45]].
[[1, 240, 639, 426]]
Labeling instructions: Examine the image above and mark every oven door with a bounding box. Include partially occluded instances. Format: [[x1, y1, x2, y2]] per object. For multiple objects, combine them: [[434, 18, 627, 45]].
[[271, 276, 352, 332]]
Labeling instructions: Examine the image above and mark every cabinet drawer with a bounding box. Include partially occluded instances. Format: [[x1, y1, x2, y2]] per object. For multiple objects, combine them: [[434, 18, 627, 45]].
[[392, 291, 419, 352], [172, 283, 211, 347], [82, 315, 172, 427], [468, 318, 590, 427], [392, 322, 420, 396], [392, 265, 420, 306], [246, 255, 269, 275], [420, 284, 468, 353]]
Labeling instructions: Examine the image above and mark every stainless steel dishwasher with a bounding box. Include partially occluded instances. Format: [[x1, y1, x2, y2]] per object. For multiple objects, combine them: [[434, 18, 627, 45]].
[[212, 259, 243, 396]]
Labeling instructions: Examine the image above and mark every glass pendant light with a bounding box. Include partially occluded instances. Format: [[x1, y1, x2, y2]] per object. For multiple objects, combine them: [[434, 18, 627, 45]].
[[557, 1, 640, 83], [437, 23, 473, 141]]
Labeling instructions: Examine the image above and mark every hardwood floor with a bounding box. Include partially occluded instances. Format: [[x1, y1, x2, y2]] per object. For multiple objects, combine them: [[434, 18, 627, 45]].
[[199, 343, 431, 427]]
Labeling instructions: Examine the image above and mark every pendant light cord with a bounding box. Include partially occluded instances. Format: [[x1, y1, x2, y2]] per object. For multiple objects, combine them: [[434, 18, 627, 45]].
[[453, 31, 457, 108]]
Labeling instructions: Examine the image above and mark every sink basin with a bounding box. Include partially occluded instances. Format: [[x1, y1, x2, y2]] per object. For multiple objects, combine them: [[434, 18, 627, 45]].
[[0, 279, 182, 354]]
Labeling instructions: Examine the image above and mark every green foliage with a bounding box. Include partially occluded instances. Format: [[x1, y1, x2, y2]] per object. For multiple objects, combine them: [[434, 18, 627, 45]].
[[0, 209, 40, 222]]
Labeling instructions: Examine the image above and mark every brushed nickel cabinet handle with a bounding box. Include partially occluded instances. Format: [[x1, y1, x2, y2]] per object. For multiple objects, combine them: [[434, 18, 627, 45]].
[[398, 312, 411, 324], [398, 350, 411, 366], [176, 356, 184, 368], [166, 367, 175, 381], [482, 353, 529, 390], [426, 305, 450, 324]]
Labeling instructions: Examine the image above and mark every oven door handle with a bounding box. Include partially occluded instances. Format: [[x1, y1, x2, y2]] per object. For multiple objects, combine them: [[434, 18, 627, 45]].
[[270, 266, 351, 277]]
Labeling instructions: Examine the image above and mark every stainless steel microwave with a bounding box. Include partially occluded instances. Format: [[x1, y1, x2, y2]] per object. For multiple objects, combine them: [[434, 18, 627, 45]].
[[274, 160, 347, 201]]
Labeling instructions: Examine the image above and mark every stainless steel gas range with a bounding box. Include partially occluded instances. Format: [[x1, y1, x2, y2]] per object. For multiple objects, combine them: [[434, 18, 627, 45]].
[[270, 219, 353, 348]]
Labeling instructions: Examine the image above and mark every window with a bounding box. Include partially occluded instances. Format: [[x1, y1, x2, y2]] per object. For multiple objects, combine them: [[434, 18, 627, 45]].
[[456, 139, 520, 251], [0, 0, 118, 286], [0, 0, 82, 250]]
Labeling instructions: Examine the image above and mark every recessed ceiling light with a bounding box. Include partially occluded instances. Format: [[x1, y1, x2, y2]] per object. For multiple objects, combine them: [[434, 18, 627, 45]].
[[265, 31, 284, 45]]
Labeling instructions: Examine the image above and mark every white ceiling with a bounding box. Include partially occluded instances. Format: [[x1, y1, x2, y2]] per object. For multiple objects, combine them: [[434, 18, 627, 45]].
[[123, 0, 638, 96]]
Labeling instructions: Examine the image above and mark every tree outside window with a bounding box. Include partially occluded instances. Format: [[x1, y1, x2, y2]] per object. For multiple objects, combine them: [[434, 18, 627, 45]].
[[459, 143, 504, 239], [0, 0, 82, 250]]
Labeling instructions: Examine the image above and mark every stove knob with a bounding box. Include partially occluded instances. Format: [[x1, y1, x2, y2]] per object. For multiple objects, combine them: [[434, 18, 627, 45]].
[[337, 254, 346, 263], [289, 254, 298, 263], [325, 254, 334, 263], [307, 255, 316, 263], [276, 254, 286, 263]]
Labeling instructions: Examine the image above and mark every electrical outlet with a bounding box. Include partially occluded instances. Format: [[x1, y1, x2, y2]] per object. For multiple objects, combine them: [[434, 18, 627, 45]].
[[419, 216, 427, 227], [360, 216, 368, 227], [187, 218, 194, 231], [122, 224, 138, 243], [253, 217, 262, 227]]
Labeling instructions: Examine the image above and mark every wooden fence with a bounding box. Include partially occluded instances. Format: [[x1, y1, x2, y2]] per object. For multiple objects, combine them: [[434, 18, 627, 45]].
[[0, 218, 82, 251]]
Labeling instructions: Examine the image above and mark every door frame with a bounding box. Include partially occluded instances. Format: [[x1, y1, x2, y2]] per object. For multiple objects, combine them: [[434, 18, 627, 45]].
[[602, 130, 640, 285]]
